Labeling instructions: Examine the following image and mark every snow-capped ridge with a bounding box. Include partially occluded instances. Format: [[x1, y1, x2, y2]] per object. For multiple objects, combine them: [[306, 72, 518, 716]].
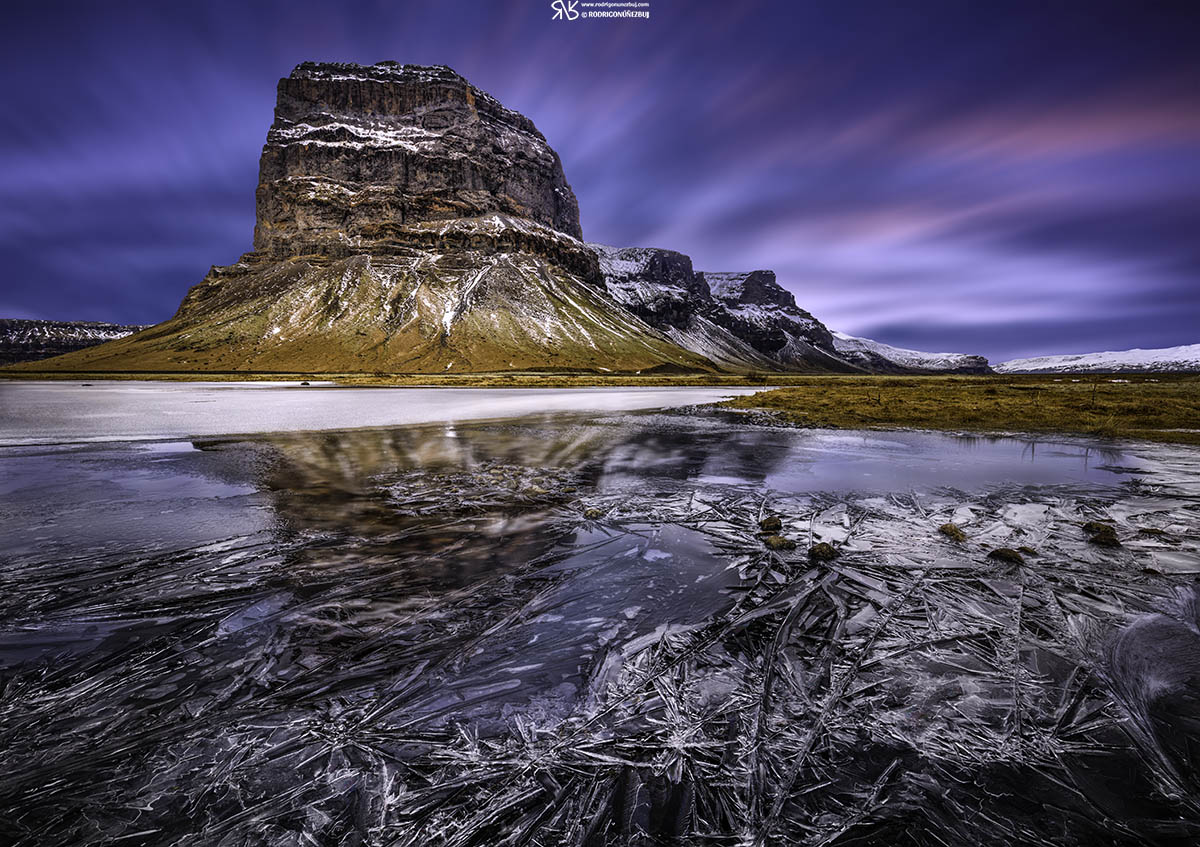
[[0, 319, 151, 365], [832, 331, 990, 374], [997, 343, 1200, 374], [588, 244, 987, 374]]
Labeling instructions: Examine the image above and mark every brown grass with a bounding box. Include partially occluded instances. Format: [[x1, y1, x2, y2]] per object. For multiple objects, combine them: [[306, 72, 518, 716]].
[[722, 373, 1200, 444], [0, 369, 795, 388]]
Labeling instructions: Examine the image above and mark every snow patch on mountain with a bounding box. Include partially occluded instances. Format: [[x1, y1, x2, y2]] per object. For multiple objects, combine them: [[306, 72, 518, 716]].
[[662, 317, 780, 372], [832, 332, 990, 374]]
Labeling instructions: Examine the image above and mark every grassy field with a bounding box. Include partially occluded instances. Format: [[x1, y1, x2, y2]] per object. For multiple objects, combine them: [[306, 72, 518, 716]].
[[0, 369, 800, 388], [722, 373, 1200, 444]]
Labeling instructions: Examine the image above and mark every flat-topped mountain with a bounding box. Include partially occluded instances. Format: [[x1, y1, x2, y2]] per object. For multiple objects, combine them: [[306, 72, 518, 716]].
[[17, 63, 703, 374], [10, 61, 987, 377]]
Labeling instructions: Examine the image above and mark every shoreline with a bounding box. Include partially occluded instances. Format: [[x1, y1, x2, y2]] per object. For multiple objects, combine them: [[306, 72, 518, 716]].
[[4, 371, 1195, 445]]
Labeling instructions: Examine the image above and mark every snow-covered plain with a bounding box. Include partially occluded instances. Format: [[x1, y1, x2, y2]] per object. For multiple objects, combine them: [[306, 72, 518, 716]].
[[997, 343, 1200, 373], [0, 381, 764, 445]]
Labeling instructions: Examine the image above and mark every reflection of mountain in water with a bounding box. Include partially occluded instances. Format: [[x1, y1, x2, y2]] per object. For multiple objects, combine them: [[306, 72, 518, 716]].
[[191, 416, 800, 622], [246, 413, 800, 535]]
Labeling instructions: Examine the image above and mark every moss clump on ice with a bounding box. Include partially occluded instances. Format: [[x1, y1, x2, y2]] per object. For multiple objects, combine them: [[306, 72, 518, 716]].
[[938, 522, 967, 542], [1083, 521, 1121, 547], [987, 547, 1025, 565], [758, 515, 783, 533], [808, 542, 839, 562], [763, 534, 796, 551]]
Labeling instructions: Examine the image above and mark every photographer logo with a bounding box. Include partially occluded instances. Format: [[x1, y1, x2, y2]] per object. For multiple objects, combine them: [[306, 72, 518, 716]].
[[551, 1, 579, 20]]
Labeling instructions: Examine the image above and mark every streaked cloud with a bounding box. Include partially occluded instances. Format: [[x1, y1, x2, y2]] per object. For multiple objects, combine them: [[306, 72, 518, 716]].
[[2, 0, 1196, 360]]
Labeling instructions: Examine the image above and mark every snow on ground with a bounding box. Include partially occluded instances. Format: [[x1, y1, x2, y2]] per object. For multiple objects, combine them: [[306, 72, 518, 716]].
[[663, 317, 778, 371], [997, 343, 1200, 373], [702, 272, 751, 302], [0, 382, 765, 446]]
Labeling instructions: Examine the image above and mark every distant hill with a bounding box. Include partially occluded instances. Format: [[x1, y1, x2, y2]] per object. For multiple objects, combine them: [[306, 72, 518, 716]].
[[996, 343, 1200, 374], [830, 332, 989, 374], [0, 319, 150, 366]]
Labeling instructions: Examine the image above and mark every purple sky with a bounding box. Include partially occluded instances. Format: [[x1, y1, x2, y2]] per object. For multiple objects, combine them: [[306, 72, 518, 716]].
[[3, 0, 1198, 361]]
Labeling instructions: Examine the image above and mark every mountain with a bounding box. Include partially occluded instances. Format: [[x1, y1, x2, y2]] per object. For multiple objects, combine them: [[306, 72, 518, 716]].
[[996, 343, 1200, 374], [591, 244, 985, 374], [592, 245, 798, 372], [700, 271, 859, 372], [10, 61, 987, 377], [0, 319, 150, 366], [832, 331, 990, 374], [16, 62, 710, 375], [23, 214, 710, 374]]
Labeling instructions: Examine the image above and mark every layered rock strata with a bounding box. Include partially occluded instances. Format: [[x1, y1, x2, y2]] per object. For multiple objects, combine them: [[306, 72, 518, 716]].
[[255, 62, 582, 258]]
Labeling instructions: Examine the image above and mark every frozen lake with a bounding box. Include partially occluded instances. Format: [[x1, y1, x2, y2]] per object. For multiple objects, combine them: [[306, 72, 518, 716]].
[[1, 397, 1198, 844], [0, 380, 764, 445]]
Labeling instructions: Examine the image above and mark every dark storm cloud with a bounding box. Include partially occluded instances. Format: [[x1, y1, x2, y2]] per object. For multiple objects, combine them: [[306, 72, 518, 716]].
[[2, 0, 1197, 361]]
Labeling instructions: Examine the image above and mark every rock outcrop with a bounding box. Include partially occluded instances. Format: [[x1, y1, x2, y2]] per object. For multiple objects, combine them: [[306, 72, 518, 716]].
[[699, 270, 852, 371], [590, 245, 981, 373], [593, 245, 855, 372], [255, 62, 582, 258], [592, 245, 780, 371]]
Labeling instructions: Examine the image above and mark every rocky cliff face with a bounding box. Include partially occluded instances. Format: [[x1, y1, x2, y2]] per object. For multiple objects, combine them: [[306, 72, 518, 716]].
[[591, 245, 989, 374], [593, 247, 862, 372], [255, 62, 582, 259], [698, 270, 850, 370], [0, 319, 150, 365], [592, 245, 780, 371], [592, 246, 709, 330]]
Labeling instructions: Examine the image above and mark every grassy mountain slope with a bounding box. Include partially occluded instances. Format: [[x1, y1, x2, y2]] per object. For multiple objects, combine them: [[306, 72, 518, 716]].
[[17, 217, 715, 375]]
